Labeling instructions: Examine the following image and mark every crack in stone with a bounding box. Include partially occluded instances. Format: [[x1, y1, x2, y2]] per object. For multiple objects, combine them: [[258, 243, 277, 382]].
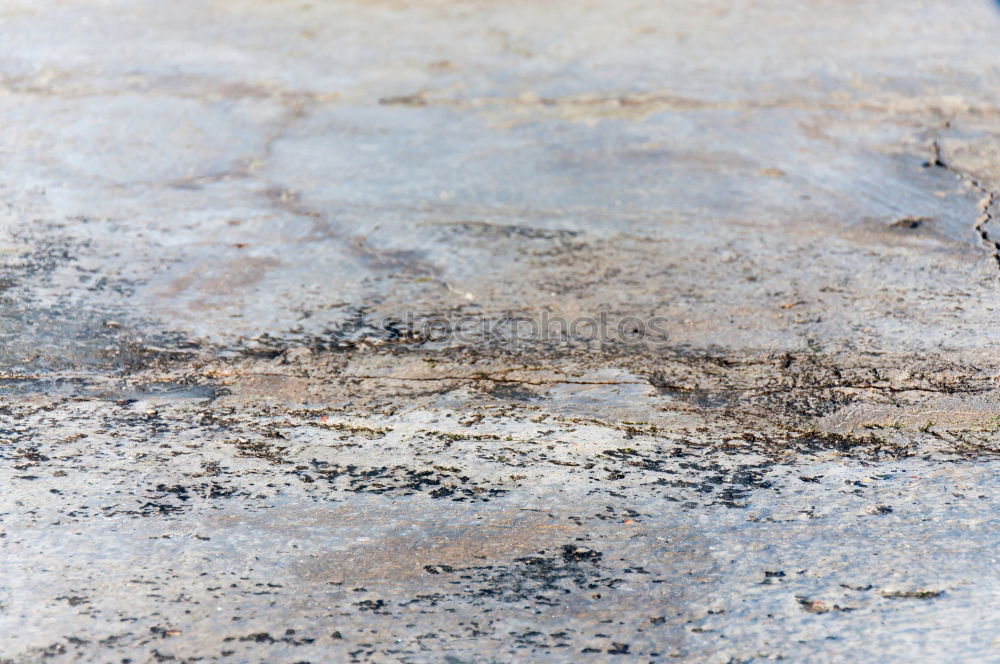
[[925, 139, 1000, 271], [745, 383, 993, 396], [334, 374, 646, 387], [651, 379, 992, 396], [235, 371, 992, 395], [975, 189, 998, 268]]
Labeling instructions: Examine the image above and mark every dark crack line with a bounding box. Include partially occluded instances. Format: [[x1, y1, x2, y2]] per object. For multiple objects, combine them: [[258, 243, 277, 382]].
[[342, 374, 645, 387], [242, 372, 990, 394], [745, 383, 993, 396], [213, 370, 646, 387], [655, 381, 992, 396], [975, 189, 998, 268], [927, 139, 1000, 271]]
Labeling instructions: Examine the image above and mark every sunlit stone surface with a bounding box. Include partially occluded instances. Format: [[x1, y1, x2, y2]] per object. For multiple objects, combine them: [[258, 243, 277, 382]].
[[3, 1, 1000, 661]]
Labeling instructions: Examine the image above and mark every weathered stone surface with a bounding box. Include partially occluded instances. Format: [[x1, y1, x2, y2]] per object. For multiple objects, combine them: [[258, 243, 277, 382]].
[[4, 1, 1000, 661]]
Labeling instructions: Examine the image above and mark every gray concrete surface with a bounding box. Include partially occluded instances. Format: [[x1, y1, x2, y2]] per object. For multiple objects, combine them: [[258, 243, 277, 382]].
[[4, 0, 1000, 661]]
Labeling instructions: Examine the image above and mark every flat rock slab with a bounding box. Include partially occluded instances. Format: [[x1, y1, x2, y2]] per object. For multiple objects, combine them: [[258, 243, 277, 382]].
[[3, 1, 1000, 662]]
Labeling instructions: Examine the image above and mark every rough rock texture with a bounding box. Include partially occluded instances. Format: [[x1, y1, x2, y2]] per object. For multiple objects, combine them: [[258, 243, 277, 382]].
[[4, 1, 1000, 662]]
